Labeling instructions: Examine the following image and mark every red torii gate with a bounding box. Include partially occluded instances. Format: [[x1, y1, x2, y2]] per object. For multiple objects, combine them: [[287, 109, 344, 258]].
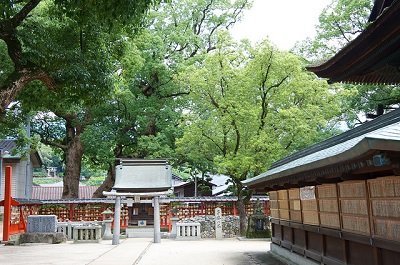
[[0, 166, 24, 242]]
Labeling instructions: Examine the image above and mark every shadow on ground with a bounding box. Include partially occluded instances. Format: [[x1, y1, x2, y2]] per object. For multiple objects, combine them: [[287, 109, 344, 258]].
[[246, 251, 291, 265]]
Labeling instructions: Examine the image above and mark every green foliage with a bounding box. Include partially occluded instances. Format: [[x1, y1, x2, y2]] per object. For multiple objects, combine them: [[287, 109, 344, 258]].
[[33, 177, 62, 185], [39, 204, 66, 209], [293, 0, 373, 62], [53, 0, 163, 30], [177, 33, 342, 187], [81, 175, 107, 186], [293, 0, 399, 124], [0, 40, 13, 84], [246, 229, 271, 239], [81, 0, 251, 176]]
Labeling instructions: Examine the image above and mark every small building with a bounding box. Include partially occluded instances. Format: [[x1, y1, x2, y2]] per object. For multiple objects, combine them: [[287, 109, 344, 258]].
[[173, 180, 215, 197], [0, 139, 42, 201]]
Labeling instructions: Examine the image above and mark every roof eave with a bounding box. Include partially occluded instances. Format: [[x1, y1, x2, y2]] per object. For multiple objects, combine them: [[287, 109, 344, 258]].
[[244, 137, 400, 189], [306, 1, 400, 85]]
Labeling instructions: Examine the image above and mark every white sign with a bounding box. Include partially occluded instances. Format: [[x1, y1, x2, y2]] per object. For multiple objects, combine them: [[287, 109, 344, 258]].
[[134, 195, 140, 203], [215, 207, 223, 239], [300, 186, 316, 200]]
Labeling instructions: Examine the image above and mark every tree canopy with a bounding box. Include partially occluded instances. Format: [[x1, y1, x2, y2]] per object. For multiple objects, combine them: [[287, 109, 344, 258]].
[[176, 33, 342, 234], [0, 0, 163, 112]]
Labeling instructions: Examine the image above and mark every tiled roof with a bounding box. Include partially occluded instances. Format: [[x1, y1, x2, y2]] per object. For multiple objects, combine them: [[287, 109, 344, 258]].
[[0, 139, 16, 153], [0, 139, 43, 167], [32, 186, 99, 200]]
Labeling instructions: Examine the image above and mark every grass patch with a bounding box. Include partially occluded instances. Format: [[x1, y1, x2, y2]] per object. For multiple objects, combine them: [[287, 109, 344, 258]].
[[246, 229, 271, 239], [33, 177, 62, 185]]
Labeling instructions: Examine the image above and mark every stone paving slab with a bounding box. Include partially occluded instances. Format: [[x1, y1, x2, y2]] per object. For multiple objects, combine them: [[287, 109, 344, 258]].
[[138, 238, 274, 265], [1, 218, 289, 265], [0, 240, 116, 265], [0, 238, 291, 265]]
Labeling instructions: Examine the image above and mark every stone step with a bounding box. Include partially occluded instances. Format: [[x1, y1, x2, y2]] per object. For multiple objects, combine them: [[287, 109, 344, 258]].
[[126, 227, 154, 238]]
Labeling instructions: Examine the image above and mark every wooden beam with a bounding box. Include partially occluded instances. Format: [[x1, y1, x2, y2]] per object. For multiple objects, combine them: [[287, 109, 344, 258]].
[[284, 183, 300, 189], [340, 173, 370, 181], [315, 177, 341, 184]]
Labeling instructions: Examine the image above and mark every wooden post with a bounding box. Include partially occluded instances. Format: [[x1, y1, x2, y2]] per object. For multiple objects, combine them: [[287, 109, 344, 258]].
[[3, 166, 12, 242]]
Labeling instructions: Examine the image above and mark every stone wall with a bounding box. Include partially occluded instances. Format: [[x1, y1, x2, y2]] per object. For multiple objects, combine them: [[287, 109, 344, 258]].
[[178, 216, 240, 238]]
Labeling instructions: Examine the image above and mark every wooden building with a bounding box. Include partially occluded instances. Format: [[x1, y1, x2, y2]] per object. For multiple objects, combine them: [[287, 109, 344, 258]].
[[244, 1, 400, 264], [244, 110, 400, 265], [0, 140, 42, 201], [173, 180, 215, 197]]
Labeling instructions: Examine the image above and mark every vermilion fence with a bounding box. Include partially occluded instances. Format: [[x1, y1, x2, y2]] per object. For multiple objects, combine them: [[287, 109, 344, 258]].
[[2, 197, 269, 238]]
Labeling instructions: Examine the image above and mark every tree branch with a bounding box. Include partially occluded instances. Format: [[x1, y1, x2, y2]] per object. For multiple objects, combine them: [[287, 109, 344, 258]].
[[0, 0, 57, 112]]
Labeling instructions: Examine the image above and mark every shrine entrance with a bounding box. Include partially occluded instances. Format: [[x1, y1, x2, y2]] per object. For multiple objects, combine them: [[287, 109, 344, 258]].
[[103, 158, 172, 245]]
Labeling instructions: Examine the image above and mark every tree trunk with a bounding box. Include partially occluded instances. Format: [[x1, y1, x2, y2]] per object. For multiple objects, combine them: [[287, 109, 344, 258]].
[[60, 116, 85, 199], [93, 164, 116, 198], [92, 145, 122, 198], [237, 192, 248, 236], [62, 137, 84, 198]]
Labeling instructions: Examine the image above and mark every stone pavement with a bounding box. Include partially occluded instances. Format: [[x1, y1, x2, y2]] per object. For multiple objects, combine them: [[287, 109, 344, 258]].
[[0, 237, 291, 265]]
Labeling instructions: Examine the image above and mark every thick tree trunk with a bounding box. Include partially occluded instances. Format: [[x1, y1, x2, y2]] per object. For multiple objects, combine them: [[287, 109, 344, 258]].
[[93, 144, 123, 198], [60, 115, 85, 199], [92, 164, 116, 198], [237, 192, 248, 236], [62, 137, 84, 198]]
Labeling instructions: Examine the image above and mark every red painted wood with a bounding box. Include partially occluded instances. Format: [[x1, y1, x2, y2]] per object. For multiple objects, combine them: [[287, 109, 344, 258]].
[[3, 166, 12, 241]]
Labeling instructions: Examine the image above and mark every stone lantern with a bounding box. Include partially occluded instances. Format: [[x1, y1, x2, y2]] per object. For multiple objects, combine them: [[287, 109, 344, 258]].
[[169, 207, 180, 239], [101, 208, 114, 240]]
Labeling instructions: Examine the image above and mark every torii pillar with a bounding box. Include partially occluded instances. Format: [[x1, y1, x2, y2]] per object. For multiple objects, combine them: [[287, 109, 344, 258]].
[[103, 191, 167, 245], [2, 167, 13, 242]]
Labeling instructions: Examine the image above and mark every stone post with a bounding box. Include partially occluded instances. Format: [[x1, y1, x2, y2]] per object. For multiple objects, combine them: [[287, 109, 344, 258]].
[[153, 196, 161, 243], [112, 196, 121, 245], [215, 207, 223, 239]]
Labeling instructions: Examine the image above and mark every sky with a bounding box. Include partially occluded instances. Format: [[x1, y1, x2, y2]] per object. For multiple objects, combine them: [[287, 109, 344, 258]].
[[230, 0, 332, 50]]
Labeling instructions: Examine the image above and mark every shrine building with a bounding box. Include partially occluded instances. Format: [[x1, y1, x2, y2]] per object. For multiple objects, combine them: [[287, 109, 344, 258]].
[[244, 1, 400, 264]]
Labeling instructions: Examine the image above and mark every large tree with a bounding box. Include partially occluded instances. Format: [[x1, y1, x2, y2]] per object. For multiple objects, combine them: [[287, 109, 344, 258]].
[[0, 0, 162, 113], [293, 0, 373, 61], [78, 0, 252, 197], [176, 33, 342, 235], [0, 0, 162, 198]]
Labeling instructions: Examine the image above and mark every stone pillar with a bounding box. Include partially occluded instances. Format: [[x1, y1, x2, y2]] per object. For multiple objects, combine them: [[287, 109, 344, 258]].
[[153, 196, 161, 243], [215, 207, 223, 239], [112, 196, 121, 245], [102, 219, 113, 240], [170, 217, 180, 239]]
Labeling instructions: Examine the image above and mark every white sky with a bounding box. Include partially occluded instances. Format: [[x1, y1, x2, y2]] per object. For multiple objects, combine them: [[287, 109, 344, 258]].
[[230, 0, 332, 50]]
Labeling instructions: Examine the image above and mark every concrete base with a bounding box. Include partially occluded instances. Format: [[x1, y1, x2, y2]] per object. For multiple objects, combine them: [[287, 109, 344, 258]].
[[271, 244, 319, 265], [18, 232, 66, 245]]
